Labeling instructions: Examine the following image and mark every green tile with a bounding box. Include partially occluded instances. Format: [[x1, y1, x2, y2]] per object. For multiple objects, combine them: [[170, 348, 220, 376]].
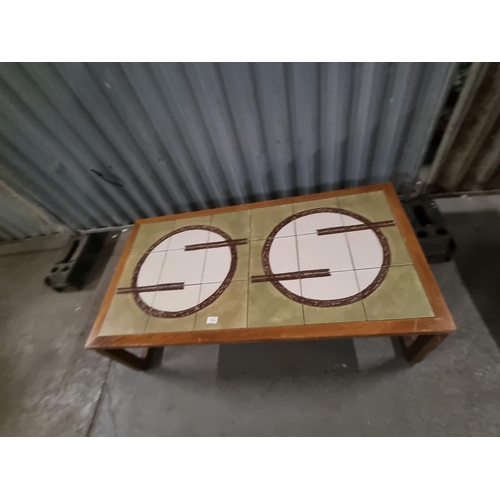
[[337, 191, 394, 222], [363, 265, 434, 320], [145, 313, 195, 334], [293, 197, 338, 214], [117, 253, 143, 288], [249, 239, 265, 278], [248, 282, 304, 328], [250, 204, 293, 240], [174, 215, 212, 229], [303, 301, 366, 324], [234, 243, 250, 281], [194, 281, 248, 330], [130, 220, 176, 254], [132, 215, 213, 254], [381, 226, 413, 266], [99, 294, 149, 336], [211, 210, 251, 240]]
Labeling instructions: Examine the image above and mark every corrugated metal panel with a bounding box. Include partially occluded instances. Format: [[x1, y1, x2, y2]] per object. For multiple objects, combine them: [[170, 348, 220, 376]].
[[0, 62, 456, 240], [427, 62, 500, 193], [0, 178, 64, 241]]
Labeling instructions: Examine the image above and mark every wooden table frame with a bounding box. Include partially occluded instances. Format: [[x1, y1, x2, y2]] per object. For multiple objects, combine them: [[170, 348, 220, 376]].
[[86, 183, 455, 370]]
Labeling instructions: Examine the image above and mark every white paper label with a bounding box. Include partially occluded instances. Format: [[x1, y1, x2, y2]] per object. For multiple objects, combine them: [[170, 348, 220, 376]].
[[206, 316, 218, 324]]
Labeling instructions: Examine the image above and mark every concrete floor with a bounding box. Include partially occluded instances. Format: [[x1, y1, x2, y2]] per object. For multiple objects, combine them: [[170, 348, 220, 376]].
[[1, 196, 500, 436]]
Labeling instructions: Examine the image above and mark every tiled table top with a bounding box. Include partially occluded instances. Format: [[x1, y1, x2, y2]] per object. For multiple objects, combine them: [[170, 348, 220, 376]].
[[87, 184, 454, 348]]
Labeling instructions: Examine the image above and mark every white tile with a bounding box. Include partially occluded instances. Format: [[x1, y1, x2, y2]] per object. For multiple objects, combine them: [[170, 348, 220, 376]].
[[346, 230, 383, 269], [297, 233, 353, 273], [269, 236, 299, 274], [153, 285, 201, 313], [295, 212, 343, 235], [199, 282, 222, 303], [159, 248, 206, 285], [341, 214, 364, 226], [151, 235, 171, 252], [301, 271, 359, 301], [199, 232, 234, 284], [202, 246, 232, 284], [278, 278, 301, 296], [356, 268, 381, 292], [208, 232, 225, 243], [137, 252, 167, 287], [275, 221, 295, 239], [137, 291, 156, 308], [160, 229, 210, 251]]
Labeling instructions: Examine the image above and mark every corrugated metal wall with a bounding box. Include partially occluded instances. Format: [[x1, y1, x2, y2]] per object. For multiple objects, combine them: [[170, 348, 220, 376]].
[[0, 179, 63, 240], [426, 62, 500, 193], [0, 62, 456, 241]]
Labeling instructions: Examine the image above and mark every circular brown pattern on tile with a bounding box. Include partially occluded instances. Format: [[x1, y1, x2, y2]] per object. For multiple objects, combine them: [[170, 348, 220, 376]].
[[261, 208, 391, 307], [132, 225, 237, 318]]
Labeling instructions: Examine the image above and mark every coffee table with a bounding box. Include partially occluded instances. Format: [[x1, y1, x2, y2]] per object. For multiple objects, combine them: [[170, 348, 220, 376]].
[[86, 183, 455, 370]]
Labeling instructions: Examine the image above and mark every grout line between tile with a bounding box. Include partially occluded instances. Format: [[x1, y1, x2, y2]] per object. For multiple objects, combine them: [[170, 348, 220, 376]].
[[196, 215, 213, 306], [358, 263, 412, 271], [340, 232, 357, 286], [143, 247, 169, 334], [292, 219, 305, 324], [342, 217, 368, 321], [139, 264, 412, 294], [192, 217, 213, 329], [253, 264, 414, 280]]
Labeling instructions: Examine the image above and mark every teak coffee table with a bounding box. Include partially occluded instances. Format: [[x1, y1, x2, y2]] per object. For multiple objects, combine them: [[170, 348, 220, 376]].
[[86, 183, 455, 370]]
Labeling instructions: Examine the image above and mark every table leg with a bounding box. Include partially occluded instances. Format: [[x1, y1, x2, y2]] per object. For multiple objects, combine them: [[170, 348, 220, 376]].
[[399, 334, 446, 363], [96, 347, 163, 371]]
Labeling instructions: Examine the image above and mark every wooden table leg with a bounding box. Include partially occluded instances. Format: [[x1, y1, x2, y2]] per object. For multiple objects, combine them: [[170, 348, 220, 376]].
[[96, 347, 163, 371], [399, 334, 447, 363]]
